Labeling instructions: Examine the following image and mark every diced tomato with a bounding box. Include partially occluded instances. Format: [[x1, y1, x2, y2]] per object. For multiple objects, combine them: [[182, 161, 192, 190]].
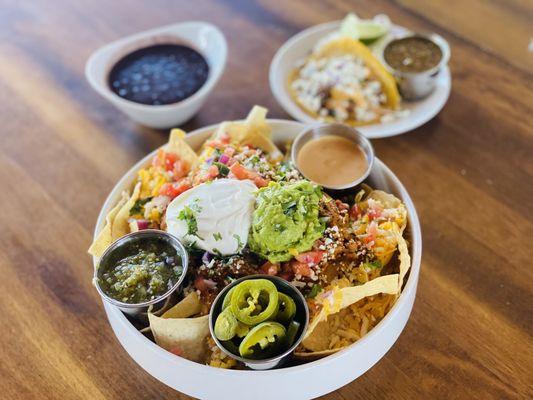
[[229, 163, 268, 187], [349, 204, 360, 219], [261, 261, 279, 276], [367, 207, 382, 221], [219, 133, 230, 144], [163, 152, 178, 171], [335, 200, 349, 211], [173, 159, 188, 179], [229, 163, 249, 180], [252, 176, 268, 188], [295, 251, 324, 264], [291, 261, 312, 277], [159, 179, 192, 199]]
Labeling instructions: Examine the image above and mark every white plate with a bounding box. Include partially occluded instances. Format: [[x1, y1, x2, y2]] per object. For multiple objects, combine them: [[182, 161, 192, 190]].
[[93, 120, 422, 399], [269, 21, 451, 138]]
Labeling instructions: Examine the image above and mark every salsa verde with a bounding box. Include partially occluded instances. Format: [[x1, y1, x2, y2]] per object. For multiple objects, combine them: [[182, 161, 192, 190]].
[[98, 238, 183, 304]]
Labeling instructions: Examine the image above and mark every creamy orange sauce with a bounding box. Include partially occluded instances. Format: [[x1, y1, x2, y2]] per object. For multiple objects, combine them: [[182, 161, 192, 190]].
[[297, 135, 368, 187]]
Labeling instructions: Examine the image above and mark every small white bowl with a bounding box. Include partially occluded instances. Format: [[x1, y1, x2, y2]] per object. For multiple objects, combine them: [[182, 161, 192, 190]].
[[92, 120, 422, 400], [269, 21, 451, 138], [85, 22, 227, 129]]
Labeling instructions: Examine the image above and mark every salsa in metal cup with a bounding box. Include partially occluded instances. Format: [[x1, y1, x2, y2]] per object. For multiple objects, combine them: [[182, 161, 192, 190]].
[[96, 231, 185, 305]]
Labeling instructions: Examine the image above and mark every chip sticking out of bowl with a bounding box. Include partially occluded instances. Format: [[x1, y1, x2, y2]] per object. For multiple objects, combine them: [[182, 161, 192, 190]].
[[148, 292, 210, 363], [296, 274, 400, 356]]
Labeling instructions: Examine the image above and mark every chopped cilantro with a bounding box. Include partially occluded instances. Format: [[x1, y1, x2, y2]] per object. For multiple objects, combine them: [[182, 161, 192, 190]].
[[190, 198, 202, 213], [365, 260, 382, 270], [233, 234, 244, 251], [129, 197, 152, 216], [214, 162, 230, 177], [177, 206, 198, 236], [213, 232, 222, 241], [248, 155, 260, 166], [307, 284, 322, 299]]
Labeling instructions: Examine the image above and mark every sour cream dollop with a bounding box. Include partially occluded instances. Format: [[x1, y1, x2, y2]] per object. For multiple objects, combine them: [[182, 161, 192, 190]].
[[165, 179, 257, 255]]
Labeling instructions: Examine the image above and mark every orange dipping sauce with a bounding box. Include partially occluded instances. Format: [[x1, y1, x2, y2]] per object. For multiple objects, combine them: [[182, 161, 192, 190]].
[[296, 135, 368, 188]]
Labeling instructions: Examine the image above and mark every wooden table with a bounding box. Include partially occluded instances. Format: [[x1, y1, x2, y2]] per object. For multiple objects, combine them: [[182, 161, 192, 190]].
[[1, 0, 531, 399]]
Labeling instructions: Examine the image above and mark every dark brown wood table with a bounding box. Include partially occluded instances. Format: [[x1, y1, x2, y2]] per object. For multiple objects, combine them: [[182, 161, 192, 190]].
[[1, 0, 532, 399]]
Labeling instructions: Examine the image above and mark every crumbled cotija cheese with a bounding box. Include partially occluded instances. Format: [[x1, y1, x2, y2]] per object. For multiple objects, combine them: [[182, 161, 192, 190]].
[[291, 54, 408, 124]]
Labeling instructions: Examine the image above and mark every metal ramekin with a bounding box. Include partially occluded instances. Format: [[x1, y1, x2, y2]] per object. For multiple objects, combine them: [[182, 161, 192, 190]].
[[209, 275, 309, 370], [291, 123, 375, 191], [381, 32, 451, 100], [93, 229, 189, 318]]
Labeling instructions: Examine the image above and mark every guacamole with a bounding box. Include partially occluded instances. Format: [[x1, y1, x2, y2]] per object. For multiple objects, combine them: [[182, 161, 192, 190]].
[[249, 181, 325, 262]]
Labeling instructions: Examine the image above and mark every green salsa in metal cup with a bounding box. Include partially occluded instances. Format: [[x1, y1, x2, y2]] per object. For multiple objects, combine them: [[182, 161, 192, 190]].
[[94, 230, 188, 314]]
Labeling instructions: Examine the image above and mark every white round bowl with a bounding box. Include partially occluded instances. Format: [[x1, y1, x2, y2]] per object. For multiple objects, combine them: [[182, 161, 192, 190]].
[[93, 120, 422, 400], [269, 21, 451, 138], [85, 22, 227, 129]]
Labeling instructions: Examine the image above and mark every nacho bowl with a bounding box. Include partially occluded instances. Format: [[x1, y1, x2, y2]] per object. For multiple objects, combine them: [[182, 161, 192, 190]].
[[93, 120, 422, 400]]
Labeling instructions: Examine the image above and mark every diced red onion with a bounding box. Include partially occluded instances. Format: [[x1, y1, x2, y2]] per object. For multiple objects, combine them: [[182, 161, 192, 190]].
[[218, 154, 230, 164], [202, 251, 213, 265], [136, 220, 150, 230]]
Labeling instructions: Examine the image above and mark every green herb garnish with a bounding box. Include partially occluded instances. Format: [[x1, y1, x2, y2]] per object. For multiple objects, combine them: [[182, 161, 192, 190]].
[[307, 284, 322, 299], [213, 232, 223, 241], [214, 162, 230, 177], [365, 260, 382, 270], [233, 234, 244, 251], [129, 197, 152, 216], [178, 206, 199, 236]]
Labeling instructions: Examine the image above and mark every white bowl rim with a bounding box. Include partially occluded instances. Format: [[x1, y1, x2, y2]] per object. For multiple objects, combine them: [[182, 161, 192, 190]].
[[269, 20, 451, 139], [85, 21, 228, 112], [94, 119, 422, 377]]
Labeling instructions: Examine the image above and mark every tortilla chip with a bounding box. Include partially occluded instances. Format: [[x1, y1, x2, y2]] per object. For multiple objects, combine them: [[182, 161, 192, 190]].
[[147, 292, 210, 363], [303, 274, 399, 342], [397, 232, 411, 290], [300, 275, 399, 355], [211, 106, 283, 160], [162, 292, 202, 319], [88, 191, 129, 258], [110, 182, 141, 241], [148, 314, 209, 363], [166, 129, 198, 171]]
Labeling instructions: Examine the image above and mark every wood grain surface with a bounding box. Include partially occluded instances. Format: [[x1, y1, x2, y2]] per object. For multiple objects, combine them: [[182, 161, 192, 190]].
[[1, 0, 532, 399]]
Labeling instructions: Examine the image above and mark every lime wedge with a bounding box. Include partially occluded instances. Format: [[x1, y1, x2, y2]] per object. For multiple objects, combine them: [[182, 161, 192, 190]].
[[340, 13, 389, 45], [340, 13, 361, 38], [356, 21, 388, 45]]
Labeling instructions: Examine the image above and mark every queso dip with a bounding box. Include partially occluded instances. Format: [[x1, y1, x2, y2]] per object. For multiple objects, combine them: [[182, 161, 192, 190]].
[[296, 135, 368, 188]]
